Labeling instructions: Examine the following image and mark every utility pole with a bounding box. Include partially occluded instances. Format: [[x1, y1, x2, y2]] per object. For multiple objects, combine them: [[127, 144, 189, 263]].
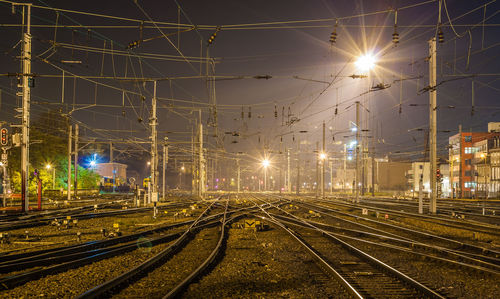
[[429, 37, 437, 214], [67, 124, 72, 201], [287, 149, 291, 193], [322, 121, 325, 198], [236, 158, 240, 194], [371, 145, 375, 196], [330, 160, 333, 194], [458, 124, 462, 198], [150, 81, 158, 203], [296, 136, 300, 195], [343, 143, 347, 193], [198, 111, 204, 198], [20, 4, 32, 212], [163, 137, 168, 200], [109, 142, 113, 162], [279, 138, 283, 194], [74, 123, 78, 197], [316, 141, 319, 198], [355, 101, 360, 203]]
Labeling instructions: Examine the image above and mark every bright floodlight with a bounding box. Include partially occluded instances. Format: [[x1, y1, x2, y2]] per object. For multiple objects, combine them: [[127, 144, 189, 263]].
[[147, 161, 151, 166], [90, 160, 96, 167], [355, 54, 376, 71], [262, 159, 270, 168], [319, 152, 327, 160], [45, 164, 51, 170]]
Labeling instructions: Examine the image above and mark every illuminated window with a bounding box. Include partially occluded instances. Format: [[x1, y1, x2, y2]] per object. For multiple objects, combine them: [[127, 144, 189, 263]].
[[464, 147, 478, 154], [464, 136, 472, 142]]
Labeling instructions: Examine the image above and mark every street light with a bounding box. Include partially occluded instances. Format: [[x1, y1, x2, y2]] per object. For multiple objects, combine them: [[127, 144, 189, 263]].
[[262, 159, 270, 191], [355, 53, 376, 71], [46, 164, 55, 189], [319, 152, 327, 160]]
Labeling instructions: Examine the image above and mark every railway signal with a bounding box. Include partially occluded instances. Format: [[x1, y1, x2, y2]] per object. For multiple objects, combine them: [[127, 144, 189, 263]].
[[0, 128, 8, 146]]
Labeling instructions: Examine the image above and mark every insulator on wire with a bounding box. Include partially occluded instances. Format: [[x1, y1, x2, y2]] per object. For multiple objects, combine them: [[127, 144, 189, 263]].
[[330, 31, 337, 44], [438, 25, 444, 43], [392, 10, 399, 45], [329, 20, 338, 44], [392, 28, 399, 44], [274, 104, 278, 118], [207, 27, 221, 46]]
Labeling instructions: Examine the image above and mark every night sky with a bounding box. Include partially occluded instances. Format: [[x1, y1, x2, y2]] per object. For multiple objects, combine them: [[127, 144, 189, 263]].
[[0, 0, 498, 174]]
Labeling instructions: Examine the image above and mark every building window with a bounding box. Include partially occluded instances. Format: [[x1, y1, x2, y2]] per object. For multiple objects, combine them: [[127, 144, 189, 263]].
[[464, 182, 476, 188], [464, 136, 472, 142], [465, 159, 471, 165], [464, 147, 478, 154], [419, 165, 423, 170], [465, 170, 472, 177]]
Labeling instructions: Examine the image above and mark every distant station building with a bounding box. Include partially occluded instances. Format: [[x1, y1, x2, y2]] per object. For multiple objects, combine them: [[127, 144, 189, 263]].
[[406, 162, 450, 198], [93, 162, 128, 191], [449, 122, 500, 198]]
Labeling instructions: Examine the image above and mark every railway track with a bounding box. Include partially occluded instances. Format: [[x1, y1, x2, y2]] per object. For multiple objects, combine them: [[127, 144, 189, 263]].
[[77, 198, 231, 298], [292, 199, 500, 262], [250, 195, 444, 298], [307, 196, 500, 237]]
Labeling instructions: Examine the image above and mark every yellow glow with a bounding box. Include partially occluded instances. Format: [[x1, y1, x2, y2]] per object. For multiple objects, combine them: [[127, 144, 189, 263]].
[[480, 153, 486, 159], [45, 164, 52, 170], [355, 54, 376, 71], [319, 152, 327, 160], [262, 159, 270, 168]]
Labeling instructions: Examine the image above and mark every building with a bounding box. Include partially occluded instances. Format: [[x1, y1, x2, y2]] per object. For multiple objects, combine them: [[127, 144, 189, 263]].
[[406, 162, 450, 198], [93, 162, 127, 186], [490, 137, 500, 198], [473, 136, 500, 198], [448, 123, 500, 198], [376, 160, 411, 193]]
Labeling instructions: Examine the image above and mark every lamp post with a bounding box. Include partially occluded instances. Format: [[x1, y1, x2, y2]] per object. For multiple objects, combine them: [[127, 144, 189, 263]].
[[46, 164, 55, 189], [262, 159, 270, 191], [354, 52, 376, 203], [319, 152, 327, 198]]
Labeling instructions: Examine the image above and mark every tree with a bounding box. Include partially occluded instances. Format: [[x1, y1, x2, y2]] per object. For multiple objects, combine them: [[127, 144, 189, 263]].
[[7, 110, 100, 193]]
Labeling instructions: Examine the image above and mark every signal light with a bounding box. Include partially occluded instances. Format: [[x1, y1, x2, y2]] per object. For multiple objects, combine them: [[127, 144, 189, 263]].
[[1, 128, 8, 146], [274, 105, 278, 118], [436, 168, 441, 180]]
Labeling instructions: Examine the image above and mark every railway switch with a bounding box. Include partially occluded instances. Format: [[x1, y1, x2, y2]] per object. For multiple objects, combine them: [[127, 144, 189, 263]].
[[0, 232, 9, 244]]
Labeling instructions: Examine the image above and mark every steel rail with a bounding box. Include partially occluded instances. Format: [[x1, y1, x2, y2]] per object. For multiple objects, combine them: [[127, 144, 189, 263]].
[[296, 200, 500, 258], [268, 212, 500, 275], [253, 194, 446, 299], [163, 199, 230, 298], [317, 197, 500, 234], [76, 199, 225, 299], [249, 195, 363, 298]]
